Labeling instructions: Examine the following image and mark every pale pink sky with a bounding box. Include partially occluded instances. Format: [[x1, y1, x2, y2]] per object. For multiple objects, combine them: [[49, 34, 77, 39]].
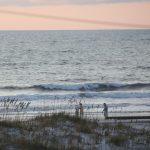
[[0, 2, 150, 30]]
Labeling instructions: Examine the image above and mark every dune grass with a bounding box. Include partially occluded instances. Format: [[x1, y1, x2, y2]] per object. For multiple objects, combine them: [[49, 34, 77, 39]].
[[0, 98, 150, 150]]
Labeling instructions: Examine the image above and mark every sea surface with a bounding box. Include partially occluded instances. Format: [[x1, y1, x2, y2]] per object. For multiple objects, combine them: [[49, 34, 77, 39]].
[[0, 30, 150, 117]]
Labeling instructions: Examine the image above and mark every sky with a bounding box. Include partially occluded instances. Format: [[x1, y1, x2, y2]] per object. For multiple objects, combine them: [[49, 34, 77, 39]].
[[0, 0, 150, 30]]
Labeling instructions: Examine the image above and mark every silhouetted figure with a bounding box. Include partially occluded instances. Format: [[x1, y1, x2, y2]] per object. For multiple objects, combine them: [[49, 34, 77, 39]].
[[79, 102, 84, 118], [103, 103, 108, 119]]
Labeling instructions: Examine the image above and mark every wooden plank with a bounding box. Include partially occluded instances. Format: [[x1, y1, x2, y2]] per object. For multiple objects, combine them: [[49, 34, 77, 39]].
[[107, 116, 150, 120]]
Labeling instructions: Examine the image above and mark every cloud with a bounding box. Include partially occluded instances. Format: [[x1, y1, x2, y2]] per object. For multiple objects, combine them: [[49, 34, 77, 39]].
[[0, 0, 149, 6]]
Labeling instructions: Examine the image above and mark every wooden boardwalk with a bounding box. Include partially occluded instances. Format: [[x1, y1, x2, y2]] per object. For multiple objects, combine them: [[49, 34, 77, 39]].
[[107, 116, 150, 120]]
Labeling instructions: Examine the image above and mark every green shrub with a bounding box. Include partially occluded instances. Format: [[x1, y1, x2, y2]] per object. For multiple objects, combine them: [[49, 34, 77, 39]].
[[110, 134, 128, 146], [115, 122, 130, 130]]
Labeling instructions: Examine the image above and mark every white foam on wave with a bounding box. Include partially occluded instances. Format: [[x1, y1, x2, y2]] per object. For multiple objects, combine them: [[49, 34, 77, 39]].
[[0, 91, 150, 101], [35, 83, 126, 91]]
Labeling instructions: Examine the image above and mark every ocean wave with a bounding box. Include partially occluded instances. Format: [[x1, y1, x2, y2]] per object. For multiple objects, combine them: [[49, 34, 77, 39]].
[[0, 83, 150, 92], [0, 92, 150, 101]]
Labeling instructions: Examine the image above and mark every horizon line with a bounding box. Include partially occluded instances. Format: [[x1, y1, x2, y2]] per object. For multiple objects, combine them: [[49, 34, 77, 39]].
[[0, 28, 150, 31]]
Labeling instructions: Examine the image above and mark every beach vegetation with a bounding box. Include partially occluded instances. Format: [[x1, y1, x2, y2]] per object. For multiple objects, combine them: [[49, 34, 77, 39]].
[[0, 99, 150, 149], [110, 134, 128, 146]]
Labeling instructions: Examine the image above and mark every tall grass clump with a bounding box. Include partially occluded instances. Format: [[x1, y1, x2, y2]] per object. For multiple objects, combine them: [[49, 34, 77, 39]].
[[0, 98, 31, 120]]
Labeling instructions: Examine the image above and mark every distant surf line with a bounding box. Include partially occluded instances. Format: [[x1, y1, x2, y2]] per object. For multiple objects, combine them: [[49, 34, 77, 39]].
[[0, 91, 150, 101], [0, 9, 150, 28]]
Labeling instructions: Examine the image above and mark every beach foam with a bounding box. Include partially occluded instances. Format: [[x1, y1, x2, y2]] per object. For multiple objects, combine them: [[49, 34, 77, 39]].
[[0, 91, 150, 101]]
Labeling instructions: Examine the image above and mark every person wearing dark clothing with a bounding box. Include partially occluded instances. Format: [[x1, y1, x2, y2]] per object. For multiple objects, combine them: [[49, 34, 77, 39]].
[[79, 103, 84, 118], [103, 103, 108, 119]]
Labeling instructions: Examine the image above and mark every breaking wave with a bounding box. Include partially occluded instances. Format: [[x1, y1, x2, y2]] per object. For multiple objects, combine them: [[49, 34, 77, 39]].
[[0, 83, 150, 92]]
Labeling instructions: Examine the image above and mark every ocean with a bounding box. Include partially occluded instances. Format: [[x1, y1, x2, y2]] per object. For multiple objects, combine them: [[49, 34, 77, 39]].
[[0, 30, 150, 117]]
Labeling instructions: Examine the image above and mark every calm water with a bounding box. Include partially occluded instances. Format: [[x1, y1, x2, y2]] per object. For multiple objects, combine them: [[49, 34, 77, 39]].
[[0, 30, 150, 115]]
